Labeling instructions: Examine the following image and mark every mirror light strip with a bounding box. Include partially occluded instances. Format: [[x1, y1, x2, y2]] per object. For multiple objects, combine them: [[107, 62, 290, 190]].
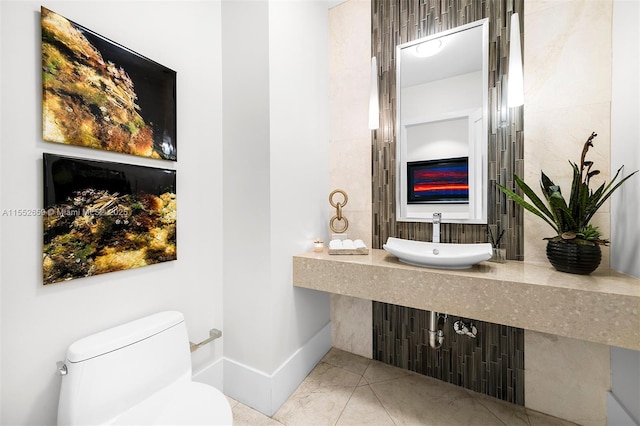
[[369, 56, 380, 130], [507, 13, 524, 107]]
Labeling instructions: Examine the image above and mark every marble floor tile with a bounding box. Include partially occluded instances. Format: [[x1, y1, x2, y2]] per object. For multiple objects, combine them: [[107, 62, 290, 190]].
[[335, 385, 394, 426], [361, 359, 413, 385], [321, 347, 371, 376], [526, 409, 579, 426], [295, 361, 363, 390], [466, 390, 531, 426], [370, 374, 505, 425], [232, 402, 284, 426], [272, 384, 356, 425], [228, 348, 576, 426], [272, 362, 361, 425]]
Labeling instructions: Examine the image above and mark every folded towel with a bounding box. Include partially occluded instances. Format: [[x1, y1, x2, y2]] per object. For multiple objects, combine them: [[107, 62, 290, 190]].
[[341, 239, 355, 249], [330, 239, 367, 251], [329, 239, 342, 249], [353, 239, 367, 249]]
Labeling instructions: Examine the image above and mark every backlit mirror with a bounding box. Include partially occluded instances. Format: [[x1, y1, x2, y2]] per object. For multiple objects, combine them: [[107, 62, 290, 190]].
[[396, 19, 489, 224]]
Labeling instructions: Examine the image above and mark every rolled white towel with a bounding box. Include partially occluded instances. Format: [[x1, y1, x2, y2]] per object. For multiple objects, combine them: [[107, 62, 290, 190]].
[[341, 239, 355, 249], [329, 239, 343, 249], [353, 239, 367, 249]]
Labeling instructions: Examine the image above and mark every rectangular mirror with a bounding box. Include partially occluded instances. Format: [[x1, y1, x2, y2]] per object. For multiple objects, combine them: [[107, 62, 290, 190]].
[[396, 19, 489, 224]]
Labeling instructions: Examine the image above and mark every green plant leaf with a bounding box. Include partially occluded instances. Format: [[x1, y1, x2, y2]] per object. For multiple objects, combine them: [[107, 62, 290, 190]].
[[577, 182, 591, 228], [577, 224, 601, 241], [568, 162, 582, 219], [569, 160, 581, 188], [584, 181, 606, 225], [549, 193, 577, 232], [496, 182, 559, 234], [540, 172, 557, 201], [514, 174, 555, 220], [588, 168, 639, 223], [599, 165, 625, 197], [537, 173, 564, 229], [545, 182, 570, 231]]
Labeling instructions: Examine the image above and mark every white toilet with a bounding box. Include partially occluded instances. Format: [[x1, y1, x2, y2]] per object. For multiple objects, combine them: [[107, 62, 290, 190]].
[[57, 311, 233, 425]]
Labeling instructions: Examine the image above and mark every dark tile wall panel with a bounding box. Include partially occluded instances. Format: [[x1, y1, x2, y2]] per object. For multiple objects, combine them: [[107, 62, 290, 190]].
[[371, 0, 525, 260], [373, 301, 525, 405]]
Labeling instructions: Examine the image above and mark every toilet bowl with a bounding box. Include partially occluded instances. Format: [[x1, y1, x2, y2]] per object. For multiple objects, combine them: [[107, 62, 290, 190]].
[[114, 381, 229, 425], [57, 311, 232, 425]]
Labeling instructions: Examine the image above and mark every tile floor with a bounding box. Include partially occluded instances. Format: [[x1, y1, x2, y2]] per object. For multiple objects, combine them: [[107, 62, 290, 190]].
[[226, 348, 577, 426]]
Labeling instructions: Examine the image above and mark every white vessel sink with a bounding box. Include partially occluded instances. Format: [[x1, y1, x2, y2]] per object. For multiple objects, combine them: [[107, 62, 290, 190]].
[[383, 237, 493, 269]]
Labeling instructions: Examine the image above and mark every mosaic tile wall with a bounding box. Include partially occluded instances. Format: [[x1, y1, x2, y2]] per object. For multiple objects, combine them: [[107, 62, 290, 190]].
[[370, 1, 526, 405], [371, 0, 524, 259], [373, 302, 525, 405]]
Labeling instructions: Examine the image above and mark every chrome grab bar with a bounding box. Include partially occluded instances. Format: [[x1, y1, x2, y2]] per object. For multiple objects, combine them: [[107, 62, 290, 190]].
[[189, 328, 222, 353]]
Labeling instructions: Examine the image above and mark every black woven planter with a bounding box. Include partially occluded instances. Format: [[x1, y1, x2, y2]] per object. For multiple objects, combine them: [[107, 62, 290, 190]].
[[546, 240, 602, 275]]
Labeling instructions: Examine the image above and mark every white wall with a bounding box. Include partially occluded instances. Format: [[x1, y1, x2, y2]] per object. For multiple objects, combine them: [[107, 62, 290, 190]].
[[267, 0, 331, 369], [221, 0, 273, 374], [0, 1, 4, 421], [1, 0, 332, 421], [0, 2, 224, 424], [610, 0, 640, 424], [222, 0, 331, 416], [611, 0, 640, 279]]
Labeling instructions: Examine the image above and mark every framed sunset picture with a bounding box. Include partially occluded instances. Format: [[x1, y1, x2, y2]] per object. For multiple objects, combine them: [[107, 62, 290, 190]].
[[41, 7, 177, 160], [407, 157, 469, 204]]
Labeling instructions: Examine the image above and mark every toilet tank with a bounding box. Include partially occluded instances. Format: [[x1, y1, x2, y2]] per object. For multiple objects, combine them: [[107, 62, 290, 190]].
[[58, 311, 192, 425]]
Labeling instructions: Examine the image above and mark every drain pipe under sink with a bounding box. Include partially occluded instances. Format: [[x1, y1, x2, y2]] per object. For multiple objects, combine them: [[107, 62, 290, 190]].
[[428, 311, 447, 349]]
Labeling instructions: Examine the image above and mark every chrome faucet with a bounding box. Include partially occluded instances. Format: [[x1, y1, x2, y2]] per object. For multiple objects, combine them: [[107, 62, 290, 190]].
[[432, 212, 441, 243]]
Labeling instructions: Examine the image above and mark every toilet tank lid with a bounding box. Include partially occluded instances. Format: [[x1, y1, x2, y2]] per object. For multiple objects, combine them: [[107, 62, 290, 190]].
[[67, 311, 185, 363]]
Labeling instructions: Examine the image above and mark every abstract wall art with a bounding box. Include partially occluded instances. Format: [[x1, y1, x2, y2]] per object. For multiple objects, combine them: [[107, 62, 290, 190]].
[[43, 153, 177, 285], [41, 7, 177, 160], [407, 157, 469, 204]]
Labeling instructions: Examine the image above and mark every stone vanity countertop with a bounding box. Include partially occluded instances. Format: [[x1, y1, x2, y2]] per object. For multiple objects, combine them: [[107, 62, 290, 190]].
[[293, 249, 640, 351]]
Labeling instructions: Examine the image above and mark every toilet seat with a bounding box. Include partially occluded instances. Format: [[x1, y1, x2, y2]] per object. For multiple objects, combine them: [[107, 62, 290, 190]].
[[113, 381, 233, 425]]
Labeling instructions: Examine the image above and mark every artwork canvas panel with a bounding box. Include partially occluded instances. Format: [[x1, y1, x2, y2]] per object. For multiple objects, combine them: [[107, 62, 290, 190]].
[[407, 157, 469, 203], [43, 153, 177, 285], [41, 7, 177, 161]]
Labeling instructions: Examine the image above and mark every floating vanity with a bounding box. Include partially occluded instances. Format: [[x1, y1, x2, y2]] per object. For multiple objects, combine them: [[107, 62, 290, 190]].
[[293, 249, 640, 351]]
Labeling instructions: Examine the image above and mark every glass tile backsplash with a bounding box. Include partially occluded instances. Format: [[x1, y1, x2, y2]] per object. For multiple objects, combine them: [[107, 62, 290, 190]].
[[373, 301, 525, 406], [371, 0, 525, 259]]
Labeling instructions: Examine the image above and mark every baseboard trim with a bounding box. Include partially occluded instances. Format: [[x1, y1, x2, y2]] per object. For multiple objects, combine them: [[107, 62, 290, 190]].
[[223, 321, 332, 416], [192, 356, 224, 391]]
